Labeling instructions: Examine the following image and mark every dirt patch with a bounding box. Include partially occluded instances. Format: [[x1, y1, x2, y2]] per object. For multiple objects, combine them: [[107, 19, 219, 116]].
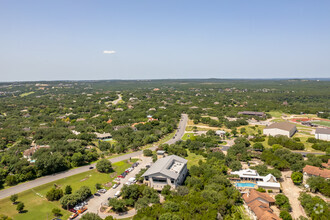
[[104, 182, 112, 187], [110, 172, 117, 178], [80, 175, 91, 182]]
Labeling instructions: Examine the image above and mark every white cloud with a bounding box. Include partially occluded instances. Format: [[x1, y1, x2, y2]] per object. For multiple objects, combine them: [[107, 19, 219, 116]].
[[103, 50, 116, 54]]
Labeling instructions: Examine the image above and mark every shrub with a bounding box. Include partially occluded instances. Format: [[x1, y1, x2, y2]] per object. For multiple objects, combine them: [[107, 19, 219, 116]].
[[52, 208, 62, 217], [280, 210, 293, 220], [291, 172, 303, 185], [256, 188, 266, 192], [143, 149, 153, 157]]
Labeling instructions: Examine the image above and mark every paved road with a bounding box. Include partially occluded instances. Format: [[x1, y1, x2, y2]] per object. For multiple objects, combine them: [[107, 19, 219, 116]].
[[0, 114, 188, 200], [293, 151, 326, 156]]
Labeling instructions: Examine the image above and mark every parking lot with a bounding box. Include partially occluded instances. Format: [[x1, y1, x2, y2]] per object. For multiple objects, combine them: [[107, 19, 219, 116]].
[[77, 155, 153, 219]]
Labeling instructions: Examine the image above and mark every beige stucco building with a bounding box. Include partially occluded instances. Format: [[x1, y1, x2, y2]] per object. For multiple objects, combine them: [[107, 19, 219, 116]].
[[263, 122, 297, 137]]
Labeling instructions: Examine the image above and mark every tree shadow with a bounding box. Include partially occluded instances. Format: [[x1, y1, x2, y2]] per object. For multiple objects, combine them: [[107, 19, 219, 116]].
[[20, 210, 28, 214]]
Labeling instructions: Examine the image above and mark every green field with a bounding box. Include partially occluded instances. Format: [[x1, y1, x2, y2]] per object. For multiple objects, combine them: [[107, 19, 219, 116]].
[[0, 160, 135, 220], [311, 120, 330, 127], [181, 133, 196, 141], [185, 150, 205, 169], [19, 92, 35, 97], [267, 111, 283, 118]]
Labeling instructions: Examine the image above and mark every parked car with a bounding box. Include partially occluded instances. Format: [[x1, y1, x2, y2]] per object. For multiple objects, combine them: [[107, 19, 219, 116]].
[[69, 213, 78, 219], [121, 172, 127, 177], [78, 207, 87, 214], [98, 189, 107, 193], [89, 166, 94, 169], [69, 208, 77, 213], [94, 193, 101, 196], [114, 191, 121, 198], [112, 183, 120, 189]]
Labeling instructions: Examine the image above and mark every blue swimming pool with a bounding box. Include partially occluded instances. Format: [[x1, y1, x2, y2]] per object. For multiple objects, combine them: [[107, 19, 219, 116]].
[[235, 182, 256, 188]]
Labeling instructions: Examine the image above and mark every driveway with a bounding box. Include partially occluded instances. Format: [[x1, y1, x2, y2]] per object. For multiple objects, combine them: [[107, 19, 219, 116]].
[[0, 114, 188, 200], [281, 171, 307, 219]]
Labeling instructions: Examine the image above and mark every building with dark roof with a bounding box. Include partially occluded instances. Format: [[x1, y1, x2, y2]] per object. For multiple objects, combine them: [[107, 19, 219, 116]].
[[238, 111, 266, 118]]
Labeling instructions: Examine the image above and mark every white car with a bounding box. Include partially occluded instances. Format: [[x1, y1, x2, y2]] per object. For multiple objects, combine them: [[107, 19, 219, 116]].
[[112, 183, 120, 189], [114, 191, 121, 198]]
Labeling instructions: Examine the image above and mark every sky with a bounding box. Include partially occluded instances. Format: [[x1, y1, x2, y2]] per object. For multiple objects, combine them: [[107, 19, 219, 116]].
[[1, 0, 330, 81]]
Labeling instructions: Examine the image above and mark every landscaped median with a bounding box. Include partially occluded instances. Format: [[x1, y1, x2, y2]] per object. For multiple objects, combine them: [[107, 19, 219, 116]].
[[0, 160, 135, 220]]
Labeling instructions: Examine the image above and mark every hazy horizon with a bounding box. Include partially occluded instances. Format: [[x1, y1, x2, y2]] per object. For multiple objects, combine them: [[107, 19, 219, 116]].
[[1, 0, 330, 81]]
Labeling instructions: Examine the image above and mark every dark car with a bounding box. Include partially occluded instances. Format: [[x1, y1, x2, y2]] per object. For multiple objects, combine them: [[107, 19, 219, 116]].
[[89, 166, 94, 169], [94, 193, 101, 196], [69, 209, 76, 213]]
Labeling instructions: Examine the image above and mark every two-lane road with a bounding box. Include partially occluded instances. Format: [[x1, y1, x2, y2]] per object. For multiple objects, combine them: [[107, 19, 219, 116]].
[[0, 114, 188, 200]]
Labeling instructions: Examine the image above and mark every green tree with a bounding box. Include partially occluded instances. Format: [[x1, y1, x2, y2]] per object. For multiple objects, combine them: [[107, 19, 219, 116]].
[[65, 185, 72, 194], [52, 208, 62, 217], [253, 142, 264, 151], [161, 185, 171, 195], [159, 213, 181, 220], [10, 194, 18, 204], [143, 149, 153, 157], [280, 210, 293, 220], [95, 183, 102, 190], [46, 188, 64, 201], [80, 212, 102, 220], [96, 159, 112, 173], [16, 202, 24, 213], [291, 172, 303, 185], [5, 175, 17, 186], [109, 198, 127, 212], [275, 194, 291, 212]]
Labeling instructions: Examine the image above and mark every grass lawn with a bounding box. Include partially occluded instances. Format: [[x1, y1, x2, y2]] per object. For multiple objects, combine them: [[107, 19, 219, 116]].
[[181, 133, 196, 141], [311, 120, 330, 127], [267, 111, 283, 118], [0, 160, 135, 220], [185, 150, 205, 169], [19, 92, 35, 97]]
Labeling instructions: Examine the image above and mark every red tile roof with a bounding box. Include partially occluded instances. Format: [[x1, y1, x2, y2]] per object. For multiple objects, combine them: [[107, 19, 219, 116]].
[[303, 165, 330, 178], [243, 189, 280, 220]]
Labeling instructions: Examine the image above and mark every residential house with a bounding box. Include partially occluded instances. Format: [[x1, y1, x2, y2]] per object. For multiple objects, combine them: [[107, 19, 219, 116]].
[[142, 155, 188, 190], [263, 122, 297, 137], [215, 130, 226, 138], [94, 132, 112, 140], [242, 189, 280, 220], [231, 169, 281, 192], [303, 165, 330, 181], [321, 159, 330, 168], [23, 145, 50, 161]]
